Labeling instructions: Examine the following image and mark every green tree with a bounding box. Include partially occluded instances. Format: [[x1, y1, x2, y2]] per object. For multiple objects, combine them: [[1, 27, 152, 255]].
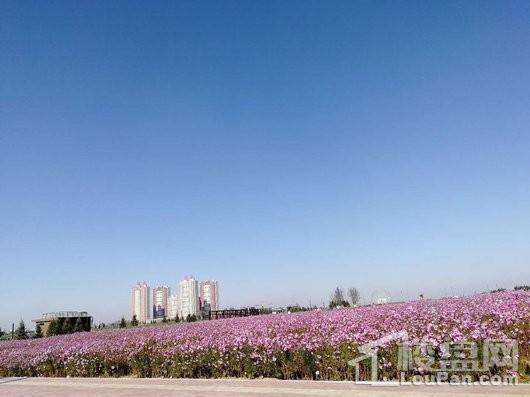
[[56, 318, 65, 335], [174, 314, 180, 323], [73, 317, 84, 332], [0, 327, 4, 338], [14, 320, 28, 340], [348, 287, 360, 306], [47, 320, 58, 336], [34, 323, 43, 338], [186, 314, 197, 322], [131, 315, 139, 327], [119, 317, 127, 328], [61, 319, 73, 334], [83, 319, 91, 332], [329, 287, 345, 308]]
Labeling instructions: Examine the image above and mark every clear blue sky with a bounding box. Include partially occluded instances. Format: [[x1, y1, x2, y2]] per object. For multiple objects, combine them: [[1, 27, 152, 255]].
[[1, 1, 530, 329]]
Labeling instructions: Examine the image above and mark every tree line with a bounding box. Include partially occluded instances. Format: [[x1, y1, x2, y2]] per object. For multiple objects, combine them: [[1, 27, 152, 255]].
[[0, 320, 34, 340], [45, 317, 90, 336], [95, 313, 199, 330], [0, 317, 91, 340], [329, 286, 360, 308]]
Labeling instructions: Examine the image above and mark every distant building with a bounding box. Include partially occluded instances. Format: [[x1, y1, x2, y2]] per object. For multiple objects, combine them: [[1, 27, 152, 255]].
[[200, 280, 219, 311], [33, 311, 92, 336], [167, 294, 179, 320], [153, 286, 170, 319], [131, 281, 151, 323], [178, 276, 199, 318]]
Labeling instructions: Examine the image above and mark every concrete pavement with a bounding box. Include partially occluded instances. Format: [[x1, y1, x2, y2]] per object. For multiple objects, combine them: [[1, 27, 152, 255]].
[[1, 377, 529, 397]]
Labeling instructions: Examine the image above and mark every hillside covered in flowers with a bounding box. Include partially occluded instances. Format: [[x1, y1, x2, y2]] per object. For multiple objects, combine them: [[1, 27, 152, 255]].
[[1, 290, 528, 380]]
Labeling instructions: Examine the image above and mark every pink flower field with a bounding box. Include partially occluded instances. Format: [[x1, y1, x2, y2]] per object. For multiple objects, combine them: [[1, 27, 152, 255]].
[[1, 290, 529, 380]]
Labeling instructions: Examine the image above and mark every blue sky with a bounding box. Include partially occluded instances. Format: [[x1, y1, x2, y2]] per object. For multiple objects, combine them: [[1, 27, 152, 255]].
[[1, 1, 530, 329]]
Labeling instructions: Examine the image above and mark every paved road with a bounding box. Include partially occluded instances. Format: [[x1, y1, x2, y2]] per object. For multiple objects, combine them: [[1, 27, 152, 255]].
[[1, 378, 529, 397]]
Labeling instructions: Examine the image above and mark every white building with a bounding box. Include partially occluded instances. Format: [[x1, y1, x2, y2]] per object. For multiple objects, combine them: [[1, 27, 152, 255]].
[[153, 286, 170, 319], [167, 294, 179, 320], [130, 281, 151, 323], [200, 280, 219, 311], [178, 276, 200, 318]]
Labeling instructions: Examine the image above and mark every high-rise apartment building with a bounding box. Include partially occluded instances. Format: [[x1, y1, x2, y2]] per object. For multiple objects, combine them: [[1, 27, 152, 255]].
[[200, 280, 219, 311], [153, 286, 170, 319], [178, 276, 200, 318], [129, 277, 219, 322], [130, 281, 151, 323], [167, 294, 179, 320]]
